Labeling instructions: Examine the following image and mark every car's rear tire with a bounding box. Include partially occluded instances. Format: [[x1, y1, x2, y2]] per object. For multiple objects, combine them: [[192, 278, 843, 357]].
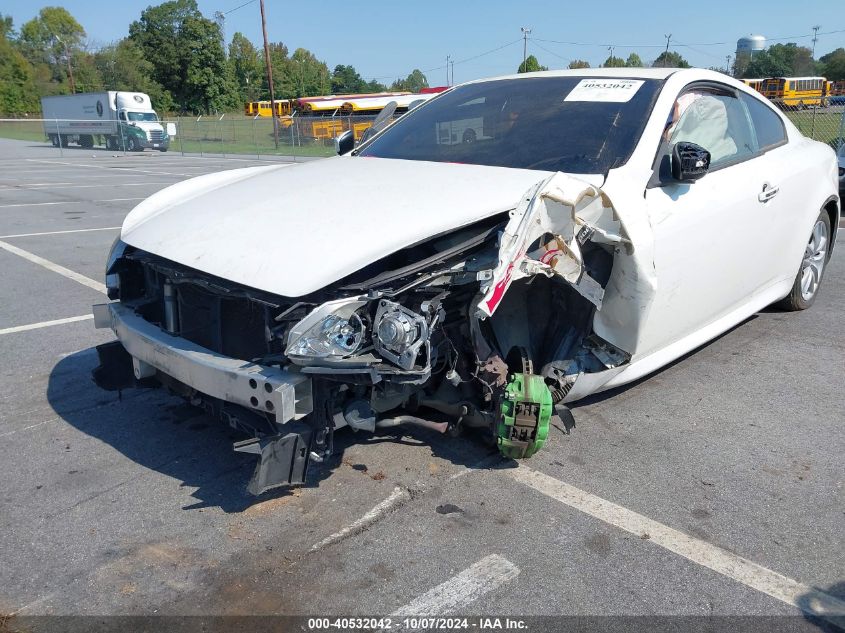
[[778, 209, 830, 311]]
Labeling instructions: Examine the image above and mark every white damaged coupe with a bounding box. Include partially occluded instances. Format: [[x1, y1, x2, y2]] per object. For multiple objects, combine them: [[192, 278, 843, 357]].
[[93, 68, 840, 493]]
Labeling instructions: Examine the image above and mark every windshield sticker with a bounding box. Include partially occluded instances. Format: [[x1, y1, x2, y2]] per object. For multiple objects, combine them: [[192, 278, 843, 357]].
[[564, 79, 644, 103]]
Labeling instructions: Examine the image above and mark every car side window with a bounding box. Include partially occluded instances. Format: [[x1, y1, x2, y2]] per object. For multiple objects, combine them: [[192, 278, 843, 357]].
[[666, 91, 755, 168], [739, 93, 787, 151]]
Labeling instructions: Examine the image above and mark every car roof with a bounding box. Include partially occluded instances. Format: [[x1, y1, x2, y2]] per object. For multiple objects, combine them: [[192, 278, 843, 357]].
[[459, 67, 750, 86], [457, 67, 758, 99]]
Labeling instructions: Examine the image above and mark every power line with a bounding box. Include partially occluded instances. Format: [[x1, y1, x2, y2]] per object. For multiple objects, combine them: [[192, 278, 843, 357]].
[[223, 0, 257, 15], [532, 37, 667, 49], [368, 39, 521, 81]]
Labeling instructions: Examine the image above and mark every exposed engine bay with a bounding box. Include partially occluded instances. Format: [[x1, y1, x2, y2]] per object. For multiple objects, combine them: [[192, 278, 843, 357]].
[[94, 173, 634, 494]]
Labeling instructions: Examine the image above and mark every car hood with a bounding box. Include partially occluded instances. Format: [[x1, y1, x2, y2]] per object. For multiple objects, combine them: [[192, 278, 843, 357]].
[[121, 157, 587, 297]]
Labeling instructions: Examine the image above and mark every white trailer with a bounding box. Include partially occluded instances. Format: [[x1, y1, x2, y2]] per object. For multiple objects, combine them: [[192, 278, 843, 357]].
[[40, 91, 171, 152]]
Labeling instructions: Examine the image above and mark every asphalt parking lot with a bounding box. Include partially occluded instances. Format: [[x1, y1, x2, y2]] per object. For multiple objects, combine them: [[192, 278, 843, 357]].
[[0, 137, 843, 631]]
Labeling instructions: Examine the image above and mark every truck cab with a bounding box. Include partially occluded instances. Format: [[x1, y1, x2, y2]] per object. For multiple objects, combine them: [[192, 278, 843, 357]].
[[112, 92, 169, 152]]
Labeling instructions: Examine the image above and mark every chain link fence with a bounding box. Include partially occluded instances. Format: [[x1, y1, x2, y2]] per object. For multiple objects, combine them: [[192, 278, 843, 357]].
[[781, 102, 845, 151], [0, 113, 397, 160], [1, 106, 843, 159]]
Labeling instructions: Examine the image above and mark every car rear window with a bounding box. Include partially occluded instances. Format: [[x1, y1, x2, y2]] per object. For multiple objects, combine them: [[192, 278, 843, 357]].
[[740, 93, 787, 150], [357, 77, 663, 175]]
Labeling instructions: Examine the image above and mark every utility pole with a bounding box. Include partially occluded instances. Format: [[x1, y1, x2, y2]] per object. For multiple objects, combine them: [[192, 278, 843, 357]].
[[521, 27, 532, 70], [725, 55, 732, 76], [450, 59, 455, 86], [259, 0, 278, 148], [446, 55, 451, 86], [811, 25, 821, 58], [607, 45, 615, 66], [662, 34, 672, 67]]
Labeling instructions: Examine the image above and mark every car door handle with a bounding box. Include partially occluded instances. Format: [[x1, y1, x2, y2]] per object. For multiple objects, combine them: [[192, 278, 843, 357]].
[[758, 183, 780, 203]]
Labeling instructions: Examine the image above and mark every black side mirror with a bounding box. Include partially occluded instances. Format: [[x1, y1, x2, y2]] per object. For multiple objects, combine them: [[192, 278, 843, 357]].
[[671, 142, 711, 182], [335, 130, 354, 155]]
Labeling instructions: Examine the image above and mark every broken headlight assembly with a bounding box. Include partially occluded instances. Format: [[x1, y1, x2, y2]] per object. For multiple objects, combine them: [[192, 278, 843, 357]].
[[105, 237, 129, 299], [285, 297, 367, 361], [373, 300, 430, 370]]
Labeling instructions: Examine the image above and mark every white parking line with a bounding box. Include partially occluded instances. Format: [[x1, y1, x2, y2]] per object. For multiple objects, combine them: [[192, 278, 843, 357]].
[[0, 227, 120, 239], [0, 239, 107, 294], [390, 554, 519, 618], [508, 465, 845, 623], [310, 487, 411, 552], [0, 201, 80, 208], [25, 159, 195, 177], [0, 315, 93, 336], [0, 418, 60, 440], [0, 182, 174, 190], [0, 182, 74, 187]]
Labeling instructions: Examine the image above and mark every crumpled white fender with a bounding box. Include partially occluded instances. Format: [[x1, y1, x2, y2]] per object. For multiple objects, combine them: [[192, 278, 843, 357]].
[[477, 172, 629, 318]]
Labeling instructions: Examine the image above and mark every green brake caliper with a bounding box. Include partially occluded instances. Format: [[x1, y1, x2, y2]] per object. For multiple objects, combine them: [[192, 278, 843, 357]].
[[496, 370, 552, 459]]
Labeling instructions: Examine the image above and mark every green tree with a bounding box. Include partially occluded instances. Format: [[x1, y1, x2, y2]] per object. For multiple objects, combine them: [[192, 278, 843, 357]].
[[743, 43, 815, 78], [603, 55, 625, 68], [365, 79, 388, 92], [331, 64, 367, 93], [289, 47, 331, 97], [568, 59, 590, 69], [390, 69, 429, 92], [0, 14, 40, 114], [181, 15, 238, 112], [625, 53, 644, 67], [18, 7, 86, 88], [228, 32, 261, 102], [69, 51, 103, 93], [517, 55, 547, 73], [93, 39, 174, 111], [652, 51, 690, 68], [129, 0, 236, 112], [819, 48, 845, 81], [1, 14, 14, 38]]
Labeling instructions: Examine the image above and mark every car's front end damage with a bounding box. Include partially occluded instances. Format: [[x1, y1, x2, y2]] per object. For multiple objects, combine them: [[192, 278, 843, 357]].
[[93, 170, 650, 494]]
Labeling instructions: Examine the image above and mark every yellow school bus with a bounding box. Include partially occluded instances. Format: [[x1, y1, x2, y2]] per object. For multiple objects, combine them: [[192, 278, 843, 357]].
[[760, 77, 828, 108], [741, 78, 765, 94], [244, 100, 293, 117]]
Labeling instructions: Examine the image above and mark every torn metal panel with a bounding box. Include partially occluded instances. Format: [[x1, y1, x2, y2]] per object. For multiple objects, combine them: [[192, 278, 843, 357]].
[[477, 172, 630, 318]]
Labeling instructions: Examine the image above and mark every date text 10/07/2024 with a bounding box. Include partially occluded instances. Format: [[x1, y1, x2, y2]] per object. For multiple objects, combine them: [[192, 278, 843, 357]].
[[306, 617, 529, 630]]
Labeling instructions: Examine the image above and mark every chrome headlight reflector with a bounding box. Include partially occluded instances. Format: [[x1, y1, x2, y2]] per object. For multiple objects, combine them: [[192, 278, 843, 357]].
[[286, 298, 367, 361]]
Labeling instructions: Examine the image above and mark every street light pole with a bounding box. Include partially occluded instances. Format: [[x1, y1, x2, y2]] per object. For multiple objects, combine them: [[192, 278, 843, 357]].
[[259, 0, 279, 148], [811, 25, 821, 59], [521, 27, 532, 69]]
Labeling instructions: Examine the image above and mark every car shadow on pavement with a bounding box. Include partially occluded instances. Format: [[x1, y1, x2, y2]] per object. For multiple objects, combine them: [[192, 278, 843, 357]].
[[797, 580, 845, 632], [46, 350, 343, 513], [47, 349, 498, 514]]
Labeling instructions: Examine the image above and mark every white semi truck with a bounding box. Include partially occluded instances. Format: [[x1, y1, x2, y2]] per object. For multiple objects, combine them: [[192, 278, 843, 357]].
[[40, 91, 171, 152]]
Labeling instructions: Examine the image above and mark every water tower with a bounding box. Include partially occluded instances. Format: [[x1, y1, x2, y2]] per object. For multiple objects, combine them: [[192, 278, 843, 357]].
[[736, 34, 766, 57], [735, 34, 766, 77]]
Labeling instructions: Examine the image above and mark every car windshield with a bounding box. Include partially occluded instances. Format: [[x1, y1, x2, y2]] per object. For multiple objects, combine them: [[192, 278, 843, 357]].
[[357, 76, 663, 174], [127, 112, 158, 122]]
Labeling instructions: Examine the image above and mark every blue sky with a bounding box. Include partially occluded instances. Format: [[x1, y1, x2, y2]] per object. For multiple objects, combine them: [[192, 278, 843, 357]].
[[3, 0, 844, 84]]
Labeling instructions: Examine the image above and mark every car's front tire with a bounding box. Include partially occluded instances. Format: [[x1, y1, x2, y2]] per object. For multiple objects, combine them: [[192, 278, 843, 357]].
[[778, 209, 831, 311]]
